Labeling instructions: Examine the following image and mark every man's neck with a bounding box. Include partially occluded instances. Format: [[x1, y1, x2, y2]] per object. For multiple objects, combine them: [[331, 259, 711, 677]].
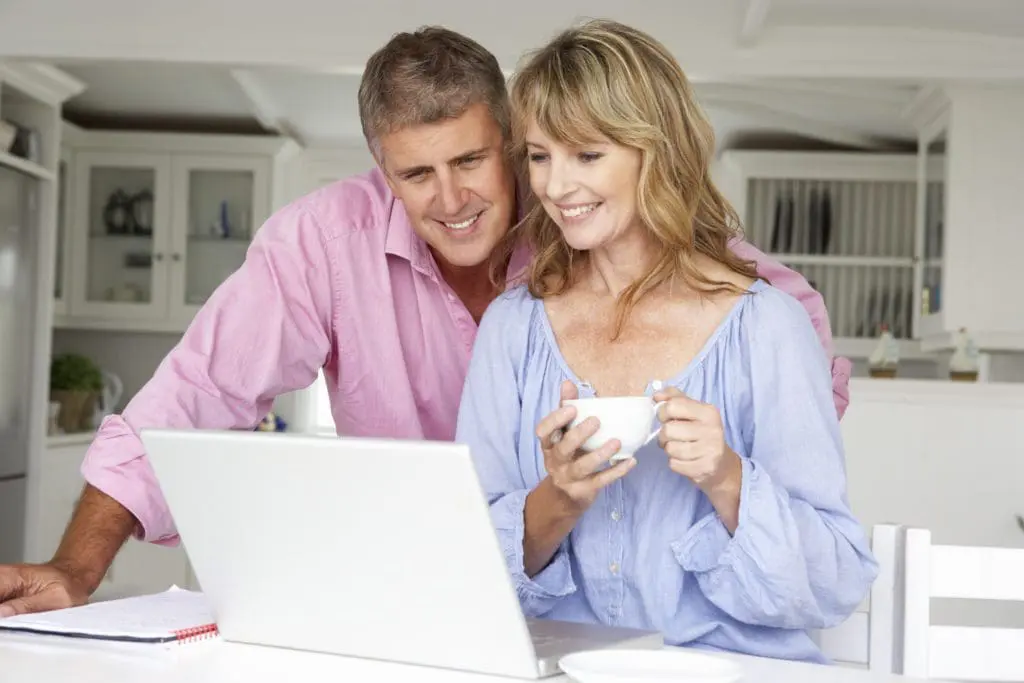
[[434, 256, 500, 324]]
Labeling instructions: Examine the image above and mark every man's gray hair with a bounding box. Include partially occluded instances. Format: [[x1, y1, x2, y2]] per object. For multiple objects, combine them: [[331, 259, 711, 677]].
[[358, 26, 510, 161]]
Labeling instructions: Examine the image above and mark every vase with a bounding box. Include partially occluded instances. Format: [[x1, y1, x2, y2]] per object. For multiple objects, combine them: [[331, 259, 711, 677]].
[[50, 389, 97, 433]]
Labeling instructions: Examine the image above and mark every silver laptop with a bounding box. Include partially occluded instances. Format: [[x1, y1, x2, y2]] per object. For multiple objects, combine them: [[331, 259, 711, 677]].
[[140, 429, 662, 678]]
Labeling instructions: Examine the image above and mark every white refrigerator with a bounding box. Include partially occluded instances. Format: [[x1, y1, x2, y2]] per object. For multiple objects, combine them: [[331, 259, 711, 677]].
[[0, 163, 39, 564]]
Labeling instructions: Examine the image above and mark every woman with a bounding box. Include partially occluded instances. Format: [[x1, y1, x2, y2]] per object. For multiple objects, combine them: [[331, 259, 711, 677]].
[[454, 19, 877, 663]]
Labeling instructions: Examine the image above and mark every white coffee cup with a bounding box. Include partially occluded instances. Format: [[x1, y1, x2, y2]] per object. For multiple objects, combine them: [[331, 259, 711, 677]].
[[562, 396, 667, 462]]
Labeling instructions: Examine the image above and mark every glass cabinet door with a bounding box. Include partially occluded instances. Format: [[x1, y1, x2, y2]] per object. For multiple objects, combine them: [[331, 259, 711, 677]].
[[921, 133, 945, 317], [184, 169, 254, 306], [171, 156, 270, 317], [53, 156, 67, 314], [70, 152, 171, 319]]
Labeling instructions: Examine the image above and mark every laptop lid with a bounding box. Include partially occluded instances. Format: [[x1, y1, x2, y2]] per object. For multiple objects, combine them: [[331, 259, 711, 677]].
[[140, 429, 542, 678]]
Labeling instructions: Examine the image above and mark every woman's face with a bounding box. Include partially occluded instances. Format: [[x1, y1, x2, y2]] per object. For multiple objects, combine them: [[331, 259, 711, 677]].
[[525, 120, 643, 253]]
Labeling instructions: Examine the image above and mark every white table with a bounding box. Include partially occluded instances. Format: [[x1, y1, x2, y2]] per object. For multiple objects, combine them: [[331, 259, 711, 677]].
[[0, 635, 938, 683]]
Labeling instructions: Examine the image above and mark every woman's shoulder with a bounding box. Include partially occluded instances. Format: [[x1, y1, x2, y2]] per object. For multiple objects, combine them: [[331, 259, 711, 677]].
[[471, 285, 557, 376], [736, 280, 825, 360], [481, 284, 541, 322], [474, 285, 543, 347]]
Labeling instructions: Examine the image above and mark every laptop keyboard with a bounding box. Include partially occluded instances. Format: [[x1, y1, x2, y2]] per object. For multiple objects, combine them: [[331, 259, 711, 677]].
[[531, 633, 567, 648]]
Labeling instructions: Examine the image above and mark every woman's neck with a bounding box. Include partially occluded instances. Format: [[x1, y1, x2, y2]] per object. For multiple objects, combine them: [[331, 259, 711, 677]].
[[581, 230, 661, 298]]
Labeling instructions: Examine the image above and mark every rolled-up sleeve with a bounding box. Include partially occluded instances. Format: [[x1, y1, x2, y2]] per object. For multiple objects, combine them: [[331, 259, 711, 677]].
[[455, 292, 576, 616], [489, 490, 576, 614], [81, 201, 336, 544], [670, 290, 877, 630]]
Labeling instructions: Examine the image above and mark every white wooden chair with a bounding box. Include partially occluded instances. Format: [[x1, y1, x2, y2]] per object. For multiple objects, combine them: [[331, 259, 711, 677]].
[[902, 527, 1024, 681], [814, 523, 905, 672]]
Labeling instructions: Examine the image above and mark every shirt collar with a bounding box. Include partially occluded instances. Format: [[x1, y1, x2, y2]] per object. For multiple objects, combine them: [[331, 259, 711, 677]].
[[379, 168, 434, 276]]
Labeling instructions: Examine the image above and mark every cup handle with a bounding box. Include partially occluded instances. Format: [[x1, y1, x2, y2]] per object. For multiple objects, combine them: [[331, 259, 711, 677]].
[[643, 400, 669, 446]]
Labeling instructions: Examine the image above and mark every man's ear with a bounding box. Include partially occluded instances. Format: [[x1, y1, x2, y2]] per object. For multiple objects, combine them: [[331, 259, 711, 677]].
[[368, 144, 395, 192]]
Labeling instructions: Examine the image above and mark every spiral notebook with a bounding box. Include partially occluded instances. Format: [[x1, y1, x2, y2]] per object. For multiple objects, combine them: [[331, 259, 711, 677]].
[[0, 586, 218, 645]]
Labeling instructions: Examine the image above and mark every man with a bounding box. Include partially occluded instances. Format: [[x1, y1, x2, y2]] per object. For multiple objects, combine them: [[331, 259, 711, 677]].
[[0, 26, 850, 618]]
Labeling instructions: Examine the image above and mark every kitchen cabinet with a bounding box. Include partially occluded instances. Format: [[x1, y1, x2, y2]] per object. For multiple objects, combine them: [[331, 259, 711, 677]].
[[907, 86, 1024, 352], [720, 81, 1024, 364], [842, 378, 1024, 627], [53, 127, 299, 333]]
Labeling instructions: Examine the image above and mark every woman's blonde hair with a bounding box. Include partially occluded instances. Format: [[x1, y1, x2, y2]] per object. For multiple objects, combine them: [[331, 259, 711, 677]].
[[492, 19, 760, 337]]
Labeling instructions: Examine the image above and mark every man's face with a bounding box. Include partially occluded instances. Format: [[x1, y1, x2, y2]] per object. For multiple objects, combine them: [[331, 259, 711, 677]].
[[378, 103, 516, 271]]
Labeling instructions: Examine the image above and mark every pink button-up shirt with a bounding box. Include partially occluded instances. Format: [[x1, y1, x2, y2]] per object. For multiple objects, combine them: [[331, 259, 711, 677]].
[[80, 168, 851, 545]]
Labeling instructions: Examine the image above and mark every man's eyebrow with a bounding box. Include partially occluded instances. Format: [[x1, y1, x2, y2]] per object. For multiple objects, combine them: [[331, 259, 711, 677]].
[[450, 147, 489, 162], [392, 147, 490, 178], [393, 164, 431, 177]]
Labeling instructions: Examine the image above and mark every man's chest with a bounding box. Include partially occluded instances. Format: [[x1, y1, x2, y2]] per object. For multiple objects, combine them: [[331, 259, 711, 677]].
[[329, 261, 479, 440]]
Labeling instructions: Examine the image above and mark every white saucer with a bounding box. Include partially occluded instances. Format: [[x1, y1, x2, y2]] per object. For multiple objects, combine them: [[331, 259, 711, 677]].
[[559, 648, 743, 683]]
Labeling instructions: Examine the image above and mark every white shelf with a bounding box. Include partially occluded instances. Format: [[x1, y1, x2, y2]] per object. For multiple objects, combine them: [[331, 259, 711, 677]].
[[741, 165, 919, 342], [0, 151, 54, 180], [45, 431, 97, 448], [188, 234, 250, 243], [834, 337, 936, 361], [773, 255, 914, 268]]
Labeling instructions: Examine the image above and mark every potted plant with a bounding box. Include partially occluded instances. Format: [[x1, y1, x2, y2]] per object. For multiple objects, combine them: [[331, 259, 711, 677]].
[[50, 353, 103, 433]]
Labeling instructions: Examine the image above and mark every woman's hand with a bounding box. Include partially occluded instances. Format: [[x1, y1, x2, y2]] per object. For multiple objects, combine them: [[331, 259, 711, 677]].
[[536, 380, 636, 513], [653, 386, 743, 531]]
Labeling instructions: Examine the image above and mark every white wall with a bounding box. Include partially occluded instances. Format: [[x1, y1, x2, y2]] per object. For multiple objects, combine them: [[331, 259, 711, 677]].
[[944, 86, 1024, 337]]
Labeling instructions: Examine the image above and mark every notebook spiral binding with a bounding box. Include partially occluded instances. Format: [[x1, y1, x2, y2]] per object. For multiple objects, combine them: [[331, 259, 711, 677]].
[[172, 624, 219, 644]]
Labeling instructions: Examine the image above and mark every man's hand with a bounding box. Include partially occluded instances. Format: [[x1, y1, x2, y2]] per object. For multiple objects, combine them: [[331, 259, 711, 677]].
[[0, 484, 138, 618], [0, 563, 90, 618]]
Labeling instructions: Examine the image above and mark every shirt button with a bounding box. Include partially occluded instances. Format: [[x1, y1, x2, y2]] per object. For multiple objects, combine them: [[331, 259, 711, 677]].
[[609, 562, 619, 575], [611, 510, 621, 522]]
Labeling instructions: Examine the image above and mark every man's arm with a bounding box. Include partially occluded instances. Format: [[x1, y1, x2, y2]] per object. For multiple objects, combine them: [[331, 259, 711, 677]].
[[729, 237, 852, 419], [81, 200, 336, 547], [0, 198, 339, 614], [49, 485, 136, 596]]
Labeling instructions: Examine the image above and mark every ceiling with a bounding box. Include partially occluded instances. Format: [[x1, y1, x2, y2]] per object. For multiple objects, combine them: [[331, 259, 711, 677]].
[[773, 0, 1024, 38], [52, 63, 920, 153], [10, 0, 1022, 151]]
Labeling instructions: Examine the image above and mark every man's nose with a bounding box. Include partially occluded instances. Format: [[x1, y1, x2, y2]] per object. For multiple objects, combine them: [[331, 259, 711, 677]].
[[438, 174, 468, 216]]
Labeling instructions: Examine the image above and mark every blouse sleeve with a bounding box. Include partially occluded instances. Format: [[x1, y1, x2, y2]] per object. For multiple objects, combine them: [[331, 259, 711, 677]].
[[670, 288, 878, 630], [455, 291, 577, 616]]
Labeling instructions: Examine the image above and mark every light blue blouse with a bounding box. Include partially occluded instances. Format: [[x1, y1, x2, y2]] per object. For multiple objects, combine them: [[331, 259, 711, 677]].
[[454, 279, 878, 663]]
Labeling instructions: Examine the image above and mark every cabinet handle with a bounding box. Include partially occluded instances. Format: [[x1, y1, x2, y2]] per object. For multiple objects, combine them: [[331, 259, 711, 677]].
[[153, 253, 164, 262], [171, 253, 181, 262]]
